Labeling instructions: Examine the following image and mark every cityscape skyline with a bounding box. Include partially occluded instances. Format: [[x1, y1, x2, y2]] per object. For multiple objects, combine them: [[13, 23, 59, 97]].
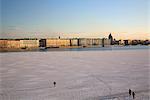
[[1, 0, 150, 39]]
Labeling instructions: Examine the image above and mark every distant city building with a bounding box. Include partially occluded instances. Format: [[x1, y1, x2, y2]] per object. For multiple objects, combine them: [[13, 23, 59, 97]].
[[39, 39, 46, 47], [46, 39, 70, 47], [0, 37, 111, 50], [70, 39, 78, 46], [143, 40, 150, 45], [20, 40, 39, 48], [102, 38, 105, 47], [113, 39, 121, 45], [108, 33, 113, 45], [124, 40, 129, 46], [0, 40, 20, 48]]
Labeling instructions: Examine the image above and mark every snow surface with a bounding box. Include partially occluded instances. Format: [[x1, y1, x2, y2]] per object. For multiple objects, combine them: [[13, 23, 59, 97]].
[[0, 49, 150, 100]]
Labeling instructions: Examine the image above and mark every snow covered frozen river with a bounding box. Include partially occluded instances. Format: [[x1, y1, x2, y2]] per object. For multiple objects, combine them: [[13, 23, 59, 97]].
[[0, 48, 149, 100]]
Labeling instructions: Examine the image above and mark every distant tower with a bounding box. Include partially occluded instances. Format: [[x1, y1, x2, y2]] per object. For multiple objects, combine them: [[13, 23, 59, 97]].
[[108, 33, 113, 45]]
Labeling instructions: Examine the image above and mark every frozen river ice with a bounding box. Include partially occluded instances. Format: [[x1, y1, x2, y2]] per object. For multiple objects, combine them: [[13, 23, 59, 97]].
[[0, 48, 150, 100]]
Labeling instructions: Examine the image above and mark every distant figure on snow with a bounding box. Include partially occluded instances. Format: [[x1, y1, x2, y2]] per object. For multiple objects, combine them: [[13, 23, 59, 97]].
[[132, 92, 135, 99], [129, 89, 132, 96], [53, 81, 56, 87]]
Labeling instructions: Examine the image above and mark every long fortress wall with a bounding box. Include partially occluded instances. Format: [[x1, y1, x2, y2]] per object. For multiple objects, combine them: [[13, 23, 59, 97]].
[[0, 38, 111, 49]]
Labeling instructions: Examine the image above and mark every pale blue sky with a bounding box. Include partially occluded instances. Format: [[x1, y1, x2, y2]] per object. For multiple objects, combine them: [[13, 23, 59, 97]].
[[1, 0, 149, 39]]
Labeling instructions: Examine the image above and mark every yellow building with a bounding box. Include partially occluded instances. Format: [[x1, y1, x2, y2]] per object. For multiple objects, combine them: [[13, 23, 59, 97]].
[[0, 40, 20, 48], [0, 40, 8, 48], [46, 39, 70, 47], [0, 38, 111, 50], [59, 39, 70, 46], [70, 39, 78, 46], [79, 38, 102, 46], [20, 40, 39, 48], [103, 38, 111, 46], [92, 39, 101, 45]]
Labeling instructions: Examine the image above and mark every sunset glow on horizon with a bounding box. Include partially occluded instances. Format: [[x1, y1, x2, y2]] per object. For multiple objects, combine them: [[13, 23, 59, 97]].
[[1, 0, 150, 39]]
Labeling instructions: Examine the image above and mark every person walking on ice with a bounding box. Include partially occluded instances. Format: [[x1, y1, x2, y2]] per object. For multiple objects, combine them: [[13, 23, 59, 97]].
[[53, 81, 56, 87], [132, 91, 135, 99], [129, 89, 132, 96]]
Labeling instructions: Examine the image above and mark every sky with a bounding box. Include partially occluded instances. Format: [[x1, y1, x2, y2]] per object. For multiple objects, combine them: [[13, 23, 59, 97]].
[[1, 0, 149, 39]]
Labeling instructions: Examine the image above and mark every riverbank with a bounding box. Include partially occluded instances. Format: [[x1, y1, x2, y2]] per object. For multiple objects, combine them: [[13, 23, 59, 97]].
[[0, 45, 149, 52], [0, 45, 105, 52]]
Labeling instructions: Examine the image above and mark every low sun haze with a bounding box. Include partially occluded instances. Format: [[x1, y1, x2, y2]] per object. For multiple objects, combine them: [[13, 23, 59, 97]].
[[1, 0, 149, 39]]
